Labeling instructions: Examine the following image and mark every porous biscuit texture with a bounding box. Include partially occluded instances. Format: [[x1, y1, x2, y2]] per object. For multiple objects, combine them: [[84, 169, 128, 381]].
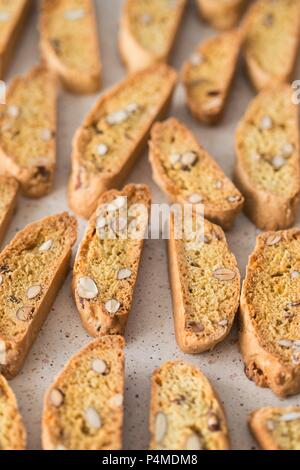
[[243, 0, 300, 90], [240, 228, 300, 397], [73, 184, 151, 337], [249, 406, 300, 450], [68, 64, 177, 219], [0, 65, 57, 198], [168, 215, 240, 353], [0, 176, 18, 245], [0, 212, 77, 378], [149, 361, 230, 450], [235, 84, 300, 230], [149, 118, 243, 230], [40, 0, 101, 93], [119, 0, 186, 72], [42, 336, 125, 450], [196, 0, 247, 30], [0, 374, 26, 450], [182, 30, 241, 124], [0, 0, 31, 78]]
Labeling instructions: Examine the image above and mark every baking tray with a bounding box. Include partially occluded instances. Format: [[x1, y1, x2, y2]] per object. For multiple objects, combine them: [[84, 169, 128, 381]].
[[5, 0, 300, 450]]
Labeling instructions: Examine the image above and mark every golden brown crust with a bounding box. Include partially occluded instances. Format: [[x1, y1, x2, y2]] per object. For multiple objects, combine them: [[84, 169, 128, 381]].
[[249, 406, 300, 450], [0, 374, 26, 450], [39, 0, 101, 94], [182, 30, 241, 124], [72, 184, 151, 337], [0, 65, 57, 198], [42, 336, 125, 450], [0, 176, 18, 246], [149, 118, 243, 230], [0, 212, 77, 378], [196, 0, 247, 30], [68, 64, 177, 219], [235, 84, 300, 230], [0, 0, 31, 78], [239, 229, 300, 397], [168, 216, 240, 354], [118, 0, 187, 73], [243, 0, 300, 91], [149, 360, 230, 450]]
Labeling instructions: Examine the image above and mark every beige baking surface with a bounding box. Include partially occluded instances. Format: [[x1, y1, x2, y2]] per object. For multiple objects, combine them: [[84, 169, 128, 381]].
[[4, 0, 300, 450]]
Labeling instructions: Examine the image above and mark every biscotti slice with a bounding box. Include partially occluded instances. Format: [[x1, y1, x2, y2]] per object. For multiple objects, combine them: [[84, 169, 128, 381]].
[[73, 184, 151, 337], [68, 64, 177, 219], [0, 374, 26, 450], [249, 407, 300, 450], [0, 65, 57, 198], [149, 361, 230, 450], [119, 0, 186, 73], [196, 0, 247, 30], [42, 336, 125, 450], [0, 212, 77, 379], [40, 0, 101, 94], [0, 176, 18, 246], [168, 215, 240, 354], [182, 30, 241, 124], [243, 0, 300, 91], [240, 228, 300, 398], [235, 84, 300, 230], [0, 0, 31, 78], [149, 118, 243, 230]]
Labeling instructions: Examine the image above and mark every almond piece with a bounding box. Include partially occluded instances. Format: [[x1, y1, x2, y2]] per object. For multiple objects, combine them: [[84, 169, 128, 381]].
[[109, 394, 123, 407], [97, 143, 108, 156], [27, 285, 41, 299], [105, 299, 120, 315], [64, 9, 85, 21], [279, 412, 300, 422], [185, 433, 203, 450], [77, 277, 98, 300], [16, 306, 33, 322], [85, 407, 101, 429], [213, 268, 236, 281], [155, 412, 168, 444], [117, 268, 132, 280], [91, 359, 107, 375], [266, 234, 281, 246], [50, 389, 64, 407], [39, 239, 53, 251]]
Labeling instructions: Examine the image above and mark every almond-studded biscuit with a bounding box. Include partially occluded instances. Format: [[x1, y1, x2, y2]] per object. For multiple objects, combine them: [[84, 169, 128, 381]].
[[73, 184, 151, 337], [149, 118, 243, 230], [0, 0, 31, 78], [40, 0, 101, 94], [182, 30, 241, 124], [0, 374, 26, 450], [68, 64, 176, 219], [249, 407, 300, 450], [0, 65, 57, 198], [196, 0, 247, 30], [168, 215, 240, 353], [243, 0, 300, 90], [0, 212, 77, 378], [42, 336, 125, 450], [149, 361, 230, 450], [119, 0, 186, 73], [235, 84, 300, 230], [0, 176, 18, 245], [240, 229, 300, 397]]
